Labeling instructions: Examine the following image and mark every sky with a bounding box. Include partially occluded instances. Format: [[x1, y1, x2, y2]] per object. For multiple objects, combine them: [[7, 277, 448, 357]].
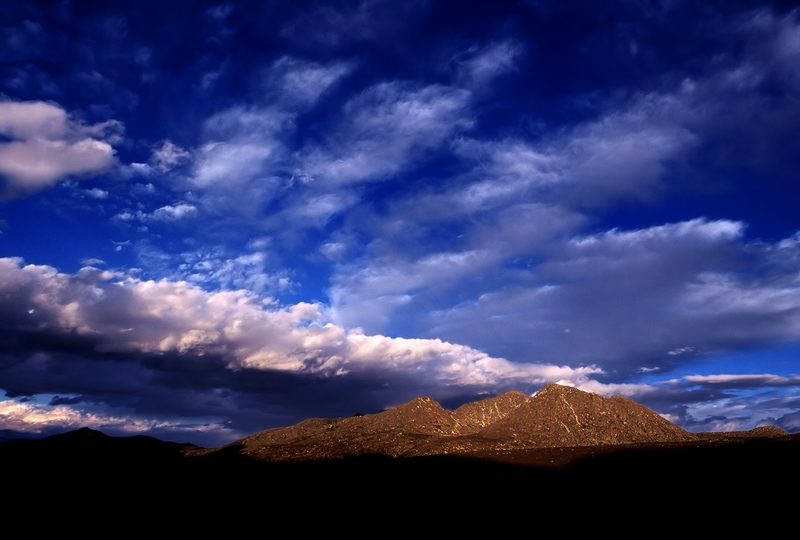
[[1, 0, 800, 447]]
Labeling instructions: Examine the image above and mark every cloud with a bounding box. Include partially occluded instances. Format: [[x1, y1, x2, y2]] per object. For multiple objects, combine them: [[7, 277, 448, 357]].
[[270, 56, 353, 107], [3, 2, 799, 444], [329, 249, 491, 331], [457, 40, 523, 89], [737, 8, 800, 87], [447, 10, 800, 214], [326, 202, 582, 332], [150, 202, 198, 221], [192, 105, 292, 187], [561, 106, 697, 205], [0, 257, 605, 443], [179, 248, 295, 296], [0, 397, 227, 440], [317, 10, 800, 368], [0, 100, 119, 196], [205, 4, 234, 22], [286, 191, 360, 226], [84, 187, 109, 199], [331, 216, 800, 378], [150, 140, 191, 172], [297, 82, 473, 185], [451, 92, 698, 212], [114, 202, 198, 224], [778, 410, 800, 432], [0, 100, 70, 139], [0, 257, 582, 386], [183, 57, 353, 221], [682, 374, 800, 388], [672, 380, 800, 433], [193, 139, 283, 191]]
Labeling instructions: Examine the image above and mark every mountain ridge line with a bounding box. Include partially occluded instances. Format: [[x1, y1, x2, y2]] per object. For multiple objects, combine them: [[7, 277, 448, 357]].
[[203, 383, 788, 463]]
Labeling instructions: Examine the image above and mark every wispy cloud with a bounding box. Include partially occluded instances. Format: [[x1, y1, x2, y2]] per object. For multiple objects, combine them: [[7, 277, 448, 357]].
[[296, 82, 473, 185], [149, 140, 191, 172], [330, 214, 800, 378], [457, 40, 523, 89], [114, 202, 198, 224]]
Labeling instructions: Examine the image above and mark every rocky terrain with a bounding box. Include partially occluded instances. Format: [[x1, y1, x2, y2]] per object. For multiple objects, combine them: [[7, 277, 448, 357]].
[[3, 384, 798, 529], [202, 383, 746, 464]]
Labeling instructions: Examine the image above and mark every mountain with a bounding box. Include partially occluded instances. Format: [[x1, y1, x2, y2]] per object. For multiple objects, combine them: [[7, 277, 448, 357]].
[[210, 383, 702, 463], [2, 386, 798, 529], [476, 383, 696, 446], [0, 426, 195, 459], [451, 389, 531, 430], [227, 395, 462, 462], [0, 426, 195, 479]]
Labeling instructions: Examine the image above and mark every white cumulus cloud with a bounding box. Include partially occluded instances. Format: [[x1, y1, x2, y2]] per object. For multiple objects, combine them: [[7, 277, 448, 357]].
[[0, 100, 119, 196], [0, 257, 596, 391]]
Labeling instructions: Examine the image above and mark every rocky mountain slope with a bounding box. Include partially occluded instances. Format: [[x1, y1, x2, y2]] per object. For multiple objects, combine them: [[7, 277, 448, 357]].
[[3, 384, 797, 529], [210, 383, 706, 462]]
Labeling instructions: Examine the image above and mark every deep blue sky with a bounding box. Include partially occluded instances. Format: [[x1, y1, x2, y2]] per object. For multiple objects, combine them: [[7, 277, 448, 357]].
[[2, 0, 800, 446]]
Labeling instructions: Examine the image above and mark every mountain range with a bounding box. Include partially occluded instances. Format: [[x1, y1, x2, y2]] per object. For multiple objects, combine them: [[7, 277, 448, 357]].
[[3, 384, 798, 528], [212, 383, 707, 463]]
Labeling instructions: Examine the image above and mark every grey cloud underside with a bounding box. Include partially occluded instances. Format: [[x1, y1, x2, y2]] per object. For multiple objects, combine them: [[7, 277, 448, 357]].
[[332, 219, 800, 374], [0, 257, 604, 443]]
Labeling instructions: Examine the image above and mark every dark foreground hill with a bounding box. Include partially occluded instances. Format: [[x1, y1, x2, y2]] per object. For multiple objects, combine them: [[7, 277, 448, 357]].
[[2, 385, 799, 531]]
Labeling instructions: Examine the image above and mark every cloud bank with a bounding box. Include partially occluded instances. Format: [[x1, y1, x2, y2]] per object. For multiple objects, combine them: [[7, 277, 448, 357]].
[[0, 257, 599, 444]]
